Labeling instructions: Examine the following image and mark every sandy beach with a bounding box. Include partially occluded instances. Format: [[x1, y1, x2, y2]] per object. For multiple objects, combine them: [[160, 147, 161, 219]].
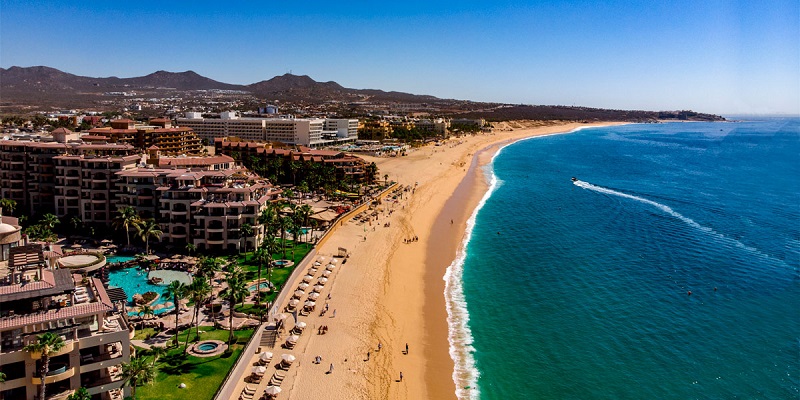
[[266, 121, 624, 400]]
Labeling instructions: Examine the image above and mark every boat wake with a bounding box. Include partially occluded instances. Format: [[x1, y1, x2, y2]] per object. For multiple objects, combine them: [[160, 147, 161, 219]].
[[573, 179, 787, 266]]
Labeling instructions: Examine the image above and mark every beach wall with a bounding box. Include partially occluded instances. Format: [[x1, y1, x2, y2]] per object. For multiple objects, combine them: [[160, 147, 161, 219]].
[[213, 321, 266, 400], [316, 182, 400, 249]]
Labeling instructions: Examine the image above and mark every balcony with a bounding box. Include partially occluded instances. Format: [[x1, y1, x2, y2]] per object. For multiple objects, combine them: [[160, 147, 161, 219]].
[[31, 365, 75, 385], [28, 340, 74, 359]]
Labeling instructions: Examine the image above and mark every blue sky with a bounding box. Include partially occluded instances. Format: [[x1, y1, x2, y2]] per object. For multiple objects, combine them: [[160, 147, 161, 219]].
[[1, 0, 798, 115]]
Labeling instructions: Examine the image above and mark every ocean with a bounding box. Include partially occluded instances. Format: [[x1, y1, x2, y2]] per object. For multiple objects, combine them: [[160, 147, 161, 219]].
[[446, 118, 800, 399]]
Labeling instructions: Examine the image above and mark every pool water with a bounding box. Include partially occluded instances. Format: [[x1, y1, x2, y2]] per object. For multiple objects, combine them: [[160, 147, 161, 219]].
[[108, 268, 192, 315], [106, 255, 135, 264], [248, 282, 274, 292], [197, 343, 218, 351]]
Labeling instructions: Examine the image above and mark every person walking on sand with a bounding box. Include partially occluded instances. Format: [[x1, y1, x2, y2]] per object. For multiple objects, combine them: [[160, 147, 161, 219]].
[[405, 343, 408, 354], [377, 342, 382, 352], [329, 363, 334, 374], [400, 371, 403, 382], [366, 351, 370, 361]]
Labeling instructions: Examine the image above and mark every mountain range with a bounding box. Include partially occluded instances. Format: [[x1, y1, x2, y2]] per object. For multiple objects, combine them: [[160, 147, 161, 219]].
[[0, 66, 440, 107]]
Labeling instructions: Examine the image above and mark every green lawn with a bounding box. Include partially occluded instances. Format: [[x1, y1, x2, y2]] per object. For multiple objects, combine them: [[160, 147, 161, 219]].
[[134, 327, 254, 400], [132, 327, 157, 341]]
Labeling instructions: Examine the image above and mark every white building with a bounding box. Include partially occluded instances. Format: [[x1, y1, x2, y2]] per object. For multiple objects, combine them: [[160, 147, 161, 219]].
[[175, 113, 354, 147]]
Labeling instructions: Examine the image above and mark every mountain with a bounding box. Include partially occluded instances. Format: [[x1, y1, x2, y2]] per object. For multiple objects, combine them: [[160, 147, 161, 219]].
[[0, 66, 440, 107]]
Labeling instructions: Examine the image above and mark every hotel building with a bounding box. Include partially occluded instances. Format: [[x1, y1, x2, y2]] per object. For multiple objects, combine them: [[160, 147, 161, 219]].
[[0, 245, 131, 400]]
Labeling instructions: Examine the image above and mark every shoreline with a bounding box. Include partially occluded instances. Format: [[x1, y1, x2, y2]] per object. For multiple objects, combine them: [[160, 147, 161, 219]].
[[273, 121, 625, 400]]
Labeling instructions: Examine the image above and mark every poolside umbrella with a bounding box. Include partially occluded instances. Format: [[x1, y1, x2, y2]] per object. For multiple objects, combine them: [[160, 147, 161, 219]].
[[308, 292, 320, 300], [289, 299, 300, 306], [252, 366, 267, 376], [152, 304, 165, 310], [164, 302, 174, 307], [298, 283, 309, 290], [322, 271, 331, 277], [295, 321, 307, 329], [293, 290, 305, 298], [281, 354, 296, 364], [259, 352, 273, 362], [303, 301, 316, 308], [286, 335, 299, 344], [312, 285, 324, 292], [264, 386, 282, 396], [318, 277, 329, 284]]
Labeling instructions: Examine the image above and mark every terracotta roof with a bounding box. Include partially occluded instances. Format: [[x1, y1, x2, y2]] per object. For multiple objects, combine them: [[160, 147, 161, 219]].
[[51, 127, 74, 134], [148, 145, 160, 150], [0, 300, 112, 330], [0, 269, 74, 302], [158, 155, 233, 167]]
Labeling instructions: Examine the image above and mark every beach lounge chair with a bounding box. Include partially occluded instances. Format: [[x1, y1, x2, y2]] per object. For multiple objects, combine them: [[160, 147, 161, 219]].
[[269, 372, 286, 386]]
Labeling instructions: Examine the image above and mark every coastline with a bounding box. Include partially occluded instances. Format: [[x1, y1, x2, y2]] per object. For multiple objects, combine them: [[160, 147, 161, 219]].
[[278, 121, 625, 400]]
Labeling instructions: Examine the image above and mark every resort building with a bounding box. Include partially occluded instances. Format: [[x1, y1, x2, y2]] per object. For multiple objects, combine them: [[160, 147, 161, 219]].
[[176, 112, 357, 147], [0, 211, 23, 262], [214, 139, 370, 183], [157, 169, 281, 252], [53, 145, 141, 224], [85, 118, 203, 155], [0, 245, 131, 400]]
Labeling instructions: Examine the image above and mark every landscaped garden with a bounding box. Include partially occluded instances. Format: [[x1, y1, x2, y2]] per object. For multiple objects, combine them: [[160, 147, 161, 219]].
[[133, 327, 254, 400], [236, 240, 312, 303]]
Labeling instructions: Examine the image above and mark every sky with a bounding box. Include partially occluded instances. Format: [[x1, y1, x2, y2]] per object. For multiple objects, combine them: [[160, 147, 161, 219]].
[[1, 0, 798, 115]]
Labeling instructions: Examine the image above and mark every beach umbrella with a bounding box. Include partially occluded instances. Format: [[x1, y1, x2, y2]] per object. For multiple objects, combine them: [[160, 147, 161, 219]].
[[326, 264, 335, 270], [289, 299, 300, 306], [302, 275, 313, 282], [313, 261, 321, 266], [275, 313, 288, 321], [252, 366, 267, 376], [286, 335, 299, 343], [298, 282, 309, 290], [318, 277, 328, 284], [308, 292, 320, 300], [259, 352, 273, 362], [264, 386, 282, 396], [331, 259, 338, 263], [322, 271, 331, 277], [303, 301, 316, 308], [293, 290, 305, 298], [312, 285, 324, 292], [281, 354, 296, 364], [295, 321, 307, 329], [308, 268, 318, 274]]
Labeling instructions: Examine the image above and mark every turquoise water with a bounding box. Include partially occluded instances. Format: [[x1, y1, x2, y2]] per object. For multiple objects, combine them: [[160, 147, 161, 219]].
[[249, 282, 274, 292], [197, 342, 219, 351], [108, 268, 191, 315], [106, 255, 135, 264], [450, 119, 800, 399]]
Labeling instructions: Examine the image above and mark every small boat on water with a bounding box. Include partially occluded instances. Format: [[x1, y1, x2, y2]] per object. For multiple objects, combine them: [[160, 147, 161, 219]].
[[571, 177, 578, 182]]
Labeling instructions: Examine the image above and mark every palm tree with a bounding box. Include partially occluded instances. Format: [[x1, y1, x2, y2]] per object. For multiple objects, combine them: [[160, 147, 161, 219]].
[[69, 215, 83, 232], [184, 277, 211, 351], [121, 356, 156, 399], [198, 257, 222, 323], [23, 332, 66, 400], [261, 236, 280, 288], [0, 371, 6, 382], [162, 281, 186, 346], [185, 242, 196, 257], [384, 174, 389, 186], [366, 162, 378, 184], [220, 265, 249, 344], [149, 346, 166, 367], [113, 206, 142, 247], [137, 304, 155, 329], [240, 223, 253, 258], [41, 213, 60, 229], [0, 198, 17, 215], [137, 218, 162, 255], [67, 387, 91, 400]]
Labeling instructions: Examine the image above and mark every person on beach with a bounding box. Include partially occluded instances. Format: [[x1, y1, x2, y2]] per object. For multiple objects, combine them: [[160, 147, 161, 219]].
[[332, 309, 337, 318], [366, 351, 370, 361], [400, 372, 403, 382], [405, 343, 408, 354], [329, 363, 334, 374], [377, 342, 382, 352]]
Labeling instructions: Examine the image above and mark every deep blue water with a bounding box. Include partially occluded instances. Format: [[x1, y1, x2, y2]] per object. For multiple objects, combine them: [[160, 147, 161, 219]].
[[458, 119, 800, 399]]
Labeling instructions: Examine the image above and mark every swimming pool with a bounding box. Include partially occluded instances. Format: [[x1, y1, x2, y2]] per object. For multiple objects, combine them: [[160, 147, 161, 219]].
[[108, 268, 192, 315], [248, 281, 274, 292]]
